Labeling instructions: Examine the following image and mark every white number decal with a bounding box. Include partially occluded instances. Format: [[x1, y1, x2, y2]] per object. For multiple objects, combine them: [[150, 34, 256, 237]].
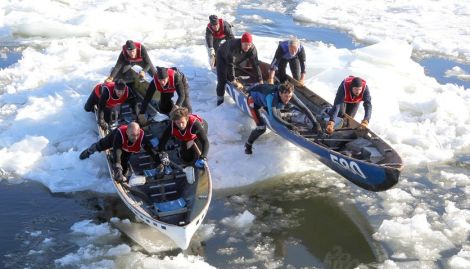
[[330, 155, 366, 179]]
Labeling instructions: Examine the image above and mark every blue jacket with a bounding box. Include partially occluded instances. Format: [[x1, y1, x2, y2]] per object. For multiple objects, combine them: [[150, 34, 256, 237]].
[[270, 41, 306, 73], [249, 84, 320, 130]]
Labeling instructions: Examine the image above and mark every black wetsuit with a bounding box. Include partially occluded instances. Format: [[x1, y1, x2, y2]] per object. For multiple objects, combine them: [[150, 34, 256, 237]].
[[140, 69, 191, 115], [109, 44, 157, 83], [247, 84, 321, 145], [215, 38, 263, 99], [205, 20, 234, 52], [158, 119, 209, 163], [93, 128, 156, 173], [328, 80, 372, 122], [83, 85, 138, 123]]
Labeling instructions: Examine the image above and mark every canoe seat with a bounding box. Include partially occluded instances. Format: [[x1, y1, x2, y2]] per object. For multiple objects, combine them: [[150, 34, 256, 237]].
[[154, 198, 188, 218]]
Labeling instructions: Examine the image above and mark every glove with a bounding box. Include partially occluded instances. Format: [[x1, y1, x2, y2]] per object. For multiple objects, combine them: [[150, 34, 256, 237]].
[[326, 120, 335, 135], [114, 166, 124, 182], [233, 80, 244, 90], [158, 152, 170, 166], [208, 48, 216, 68], [314, 124, 323, 134], [105, 76, 113, 83], [98, 119, 108, 130], [195, 158, 206, 169], [208, 48, 215, 57], [358, 119, 368, 130], [138, 113, 147, 125], [267, 78, 274, 85], [287, 125, 299, 133]]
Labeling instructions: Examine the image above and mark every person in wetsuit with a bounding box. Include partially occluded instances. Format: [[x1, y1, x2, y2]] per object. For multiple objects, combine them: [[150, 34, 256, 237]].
[[244, 81, 323, 154], [326, 76, 371, 134], [215, 32, 263, 106], [105, 40, 157, 84], [83, 79, 137, 130], [138, 66, 191, 124], [158, 107, 209, 168], [79, 122, 158, 182], [205, 14, 234, 68]]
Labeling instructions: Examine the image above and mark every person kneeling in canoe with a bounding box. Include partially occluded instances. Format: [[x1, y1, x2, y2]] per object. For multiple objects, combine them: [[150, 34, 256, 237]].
[[326, 76, 371, 135], [157, 107, 209, 169], [79, 122, 158, 182], [138, 66, 191, 125], [244, 81, 323, 154], [104, 40, 156, 84], [84, 79, 137, 130]]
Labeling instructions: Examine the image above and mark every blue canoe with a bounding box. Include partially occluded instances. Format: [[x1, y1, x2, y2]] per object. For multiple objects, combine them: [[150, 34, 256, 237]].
[[225, 63, 402, 192]]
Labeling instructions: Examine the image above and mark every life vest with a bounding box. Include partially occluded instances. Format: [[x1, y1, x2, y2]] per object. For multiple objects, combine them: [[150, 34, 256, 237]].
[[279, 41, 302, 60], [93, 82, 129, 108], [121, 42, 143, 63], [207, 19, 226, 39], [117, 125, 144, 153], [171, 114, 204, 142], [343, 76, 367, 103], [153, 68, 176, 93]]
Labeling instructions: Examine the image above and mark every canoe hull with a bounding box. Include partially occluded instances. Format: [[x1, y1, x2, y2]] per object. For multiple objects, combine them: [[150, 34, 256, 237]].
[[224, 80, 400, 192]]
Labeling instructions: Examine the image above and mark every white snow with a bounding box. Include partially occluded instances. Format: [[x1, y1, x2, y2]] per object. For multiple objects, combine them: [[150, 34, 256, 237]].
[[448, 245, 470, 269], [70, 220, 121, 240], [56, 219, 216, 269], [374, 214, 454, 260], [446, 66, 470, 81], [221, 210, 256, 230], [292, 0, 470, 62]]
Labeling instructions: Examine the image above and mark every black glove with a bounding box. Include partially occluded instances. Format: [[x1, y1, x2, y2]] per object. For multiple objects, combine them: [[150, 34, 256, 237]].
[[138, 113, 147, 126], [314, 124, 323, 134], [287, 125, 299, 133], [158, 152, 170, 166], [316, 132, 327, 139], [114, 166, 124, 182], [98, 119, 108, 130]]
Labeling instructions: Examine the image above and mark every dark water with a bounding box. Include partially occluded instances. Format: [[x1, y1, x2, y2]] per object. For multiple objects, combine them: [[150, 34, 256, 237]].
[[201, 178, 385, 268], [0, 181, 93, 268], [0, 178, 383, 268]]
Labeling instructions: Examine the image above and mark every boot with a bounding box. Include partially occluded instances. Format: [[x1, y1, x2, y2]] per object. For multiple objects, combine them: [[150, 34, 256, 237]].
[[244, 143, 253, 155], [216, 96, 224, 106], [79, 143, 97, 160]]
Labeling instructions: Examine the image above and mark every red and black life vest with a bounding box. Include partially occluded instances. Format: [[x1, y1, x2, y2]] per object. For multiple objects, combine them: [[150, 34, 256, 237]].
[[117, 125, 144, 153], [93, 82, 129, 108], [171, 114, 204, 142], [207, 19, 226, 39], [122, 42, 143, 63], [153, 68, 176, 93], [343, 76, 367, 103]]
